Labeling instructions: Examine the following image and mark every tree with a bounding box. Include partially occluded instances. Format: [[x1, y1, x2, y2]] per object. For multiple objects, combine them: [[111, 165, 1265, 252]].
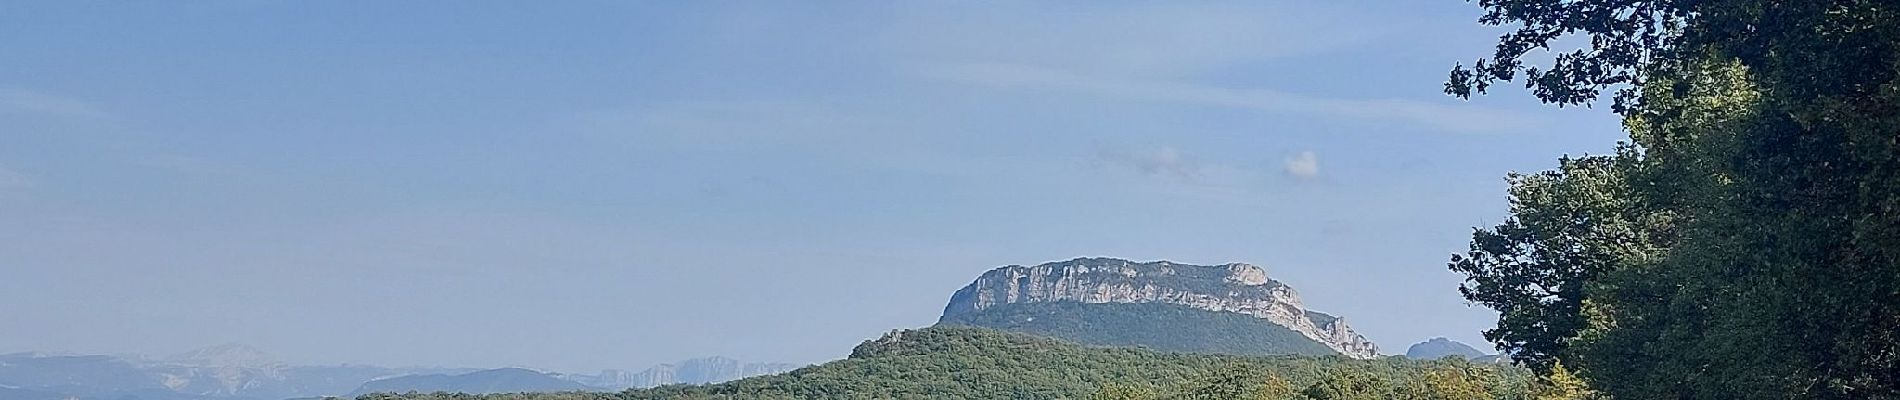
[[1090, 383, 1158, 400], [1449, 0, 1900, 398], [1533, 363, 1596, 400], [1446, 0, 1900, 116], [1300, 369, 1387, 400], [1255, 375, 1298, 400], [1415, 363, 1496, 400], [1181, 365, 1256, 400], [1448, 151, 1661, 374]]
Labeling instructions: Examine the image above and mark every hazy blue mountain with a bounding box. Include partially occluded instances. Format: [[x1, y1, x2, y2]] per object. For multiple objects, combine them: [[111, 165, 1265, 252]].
[[1404, 337, 1489, 360], [0, 348, 470, 400], [564, 358, 801, 389], [0, 353, 170, 398], [142, 345, 473, 400], [0, 345, 804, 399], [350, 368, 589, 395], [0, 386, 69, 400]]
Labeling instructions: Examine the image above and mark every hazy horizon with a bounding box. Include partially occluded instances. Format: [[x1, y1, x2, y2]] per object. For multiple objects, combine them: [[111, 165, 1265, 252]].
[[2, 1, 1623, 372]]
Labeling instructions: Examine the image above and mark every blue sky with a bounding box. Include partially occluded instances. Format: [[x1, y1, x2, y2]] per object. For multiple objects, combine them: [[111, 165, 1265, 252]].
[[0, 1, 1624, 371]]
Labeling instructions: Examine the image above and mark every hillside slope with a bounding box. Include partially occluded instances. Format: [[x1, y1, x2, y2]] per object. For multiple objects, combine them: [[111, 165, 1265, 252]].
[[938, 302, 1338, 356]]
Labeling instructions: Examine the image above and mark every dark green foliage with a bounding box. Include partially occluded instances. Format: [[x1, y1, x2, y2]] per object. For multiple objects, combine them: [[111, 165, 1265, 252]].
[[1447, 151, 1659, 374], [1451, 1, 1900, 398], [651, 327, 1330, 399], [1298, 368, 1386, 400], [1140, 357, 1552, 400], [1446, 0, 1900, 114], [937, 302, 1339, 357]]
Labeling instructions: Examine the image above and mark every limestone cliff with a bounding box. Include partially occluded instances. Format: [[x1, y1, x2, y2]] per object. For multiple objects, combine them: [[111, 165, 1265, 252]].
[[939, 257, 1380, 358]]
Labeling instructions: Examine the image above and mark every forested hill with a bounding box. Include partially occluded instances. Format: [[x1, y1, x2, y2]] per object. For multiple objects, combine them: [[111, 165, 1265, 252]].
[[937, 302, 1339, 357], [358, 327, 1578, 400]]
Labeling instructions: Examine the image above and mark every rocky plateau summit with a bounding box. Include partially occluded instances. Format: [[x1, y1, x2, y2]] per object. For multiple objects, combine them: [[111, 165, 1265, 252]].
[[940, 257, 1380, 358]]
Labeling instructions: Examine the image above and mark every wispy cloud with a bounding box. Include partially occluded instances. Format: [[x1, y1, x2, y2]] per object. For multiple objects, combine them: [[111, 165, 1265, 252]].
[[1283, 151, 1320, 179], [1091, 145, 1295, 208], [0, 88, 108, 119], [923, 63, 1536, 134], [0, 166, 33, 190], [1100, 146, 1202, 182], [890, 2, 1389, 78], [1094, 145, 1268, 200]]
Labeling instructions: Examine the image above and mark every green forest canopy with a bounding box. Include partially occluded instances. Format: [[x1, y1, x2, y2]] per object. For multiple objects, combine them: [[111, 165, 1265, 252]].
[[1448, 0, 1900, 399]]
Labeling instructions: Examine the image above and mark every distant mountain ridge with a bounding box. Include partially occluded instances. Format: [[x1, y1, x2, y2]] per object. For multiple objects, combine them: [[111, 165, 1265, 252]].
[[559, 357, 801, 389], [1403, 338, 1509, 363], [350, 369, 586, 395], [1404, 338, 1488, 360], [939, 257, 1380, 358], [0, 347, 791, 400], [0, 347, 480, 400]]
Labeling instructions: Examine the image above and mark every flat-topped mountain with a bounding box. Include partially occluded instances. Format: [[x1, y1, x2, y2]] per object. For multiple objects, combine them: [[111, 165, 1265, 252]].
[[937, 257, 1379, 358]]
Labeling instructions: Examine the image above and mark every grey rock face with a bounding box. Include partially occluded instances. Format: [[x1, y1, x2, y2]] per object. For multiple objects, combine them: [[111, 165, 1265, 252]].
[[940, 257, 1380, 358]]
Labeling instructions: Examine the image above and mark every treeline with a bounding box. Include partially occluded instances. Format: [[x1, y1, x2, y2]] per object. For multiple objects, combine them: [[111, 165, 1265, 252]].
[[1446, 0, 1900, 399], [1085, 361, 1589, 400]]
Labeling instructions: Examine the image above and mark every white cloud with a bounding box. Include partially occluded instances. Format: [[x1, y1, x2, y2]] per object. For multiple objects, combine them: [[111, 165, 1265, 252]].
[[923, 63, 1537, 134], [0, 88, 108, 119], [1283, 151, 1320, 179]]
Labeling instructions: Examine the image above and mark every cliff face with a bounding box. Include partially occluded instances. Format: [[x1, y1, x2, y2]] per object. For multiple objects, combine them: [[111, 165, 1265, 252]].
[[939, 257, 1379, 358]]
